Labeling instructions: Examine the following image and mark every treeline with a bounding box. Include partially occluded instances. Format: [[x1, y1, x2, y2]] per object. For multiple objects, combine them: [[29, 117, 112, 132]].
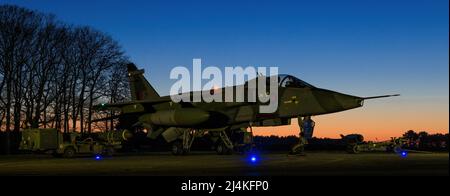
[[117, 130, 448, 153], [251, 130, 448, 152], [0, 5, 130, 153], [402, 130, 449, 151]]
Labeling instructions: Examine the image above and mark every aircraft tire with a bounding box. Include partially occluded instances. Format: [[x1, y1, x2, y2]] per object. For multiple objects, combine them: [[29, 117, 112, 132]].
[[216, 143, 224, 155], [216, 143, 232, 155], [172, 140, 184, 155]]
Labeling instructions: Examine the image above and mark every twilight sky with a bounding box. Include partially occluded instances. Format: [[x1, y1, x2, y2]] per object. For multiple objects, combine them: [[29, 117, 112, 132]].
[[3, 0, 448, 140]]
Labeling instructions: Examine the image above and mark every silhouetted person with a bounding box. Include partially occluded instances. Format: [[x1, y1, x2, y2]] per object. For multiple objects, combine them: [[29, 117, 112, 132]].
[[290, 116, 314, 156]]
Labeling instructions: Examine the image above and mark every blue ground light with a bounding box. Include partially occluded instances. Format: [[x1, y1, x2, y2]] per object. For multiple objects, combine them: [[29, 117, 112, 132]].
[[400, 151, 408, 158], [95, 155, 102, 160], [248, 154, 259, 164]]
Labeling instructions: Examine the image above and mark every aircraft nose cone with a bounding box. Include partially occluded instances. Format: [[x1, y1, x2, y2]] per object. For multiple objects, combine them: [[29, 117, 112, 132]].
[[335, 93, 364, 110], [312, 89, 364, 113]]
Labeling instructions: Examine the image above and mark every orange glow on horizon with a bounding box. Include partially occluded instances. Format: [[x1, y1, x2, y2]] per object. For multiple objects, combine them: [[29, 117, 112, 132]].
[[253, 97, 449, 141]]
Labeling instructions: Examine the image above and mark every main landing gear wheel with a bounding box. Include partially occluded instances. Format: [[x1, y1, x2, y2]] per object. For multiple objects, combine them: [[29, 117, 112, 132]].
[[172, 140, 189, 155], [216, 142, 232, 155]]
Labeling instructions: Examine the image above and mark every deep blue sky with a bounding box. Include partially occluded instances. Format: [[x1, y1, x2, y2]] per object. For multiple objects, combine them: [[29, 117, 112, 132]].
[[2, 0, 448, 99]]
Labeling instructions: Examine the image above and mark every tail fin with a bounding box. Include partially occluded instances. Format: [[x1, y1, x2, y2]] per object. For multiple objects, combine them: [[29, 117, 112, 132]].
[[127, 63, 160, 101]]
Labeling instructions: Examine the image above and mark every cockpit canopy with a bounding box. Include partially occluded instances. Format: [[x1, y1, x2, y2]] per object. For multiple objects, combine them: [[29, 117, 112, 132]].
[[278, 74, 315, 88], [244, 74, 315, 88]]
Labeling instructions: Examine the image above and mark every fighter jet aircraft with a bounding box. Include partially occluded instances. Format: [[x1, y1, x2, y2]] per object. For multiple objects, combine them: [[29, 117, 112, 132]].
[[96, 63, 399, 155]]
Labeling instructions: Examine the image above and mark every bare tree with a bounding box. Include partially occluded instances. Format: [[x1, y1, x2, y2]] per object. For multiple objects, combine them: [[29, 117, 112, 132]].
[[0, 5, 40, 153], [0, 5, 130, 154]]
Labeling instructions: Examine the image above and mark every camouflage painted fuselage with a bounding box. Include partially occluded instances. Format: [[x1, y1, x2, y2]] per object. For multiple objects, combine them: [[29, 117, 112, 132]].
[[121, 84, 363, 130]]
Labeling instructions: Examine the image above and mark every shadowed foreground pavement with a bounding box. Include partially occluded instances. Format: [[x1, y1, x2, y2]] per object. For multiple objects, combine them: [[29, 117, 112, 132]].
[[0, 152, 447, 176]]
